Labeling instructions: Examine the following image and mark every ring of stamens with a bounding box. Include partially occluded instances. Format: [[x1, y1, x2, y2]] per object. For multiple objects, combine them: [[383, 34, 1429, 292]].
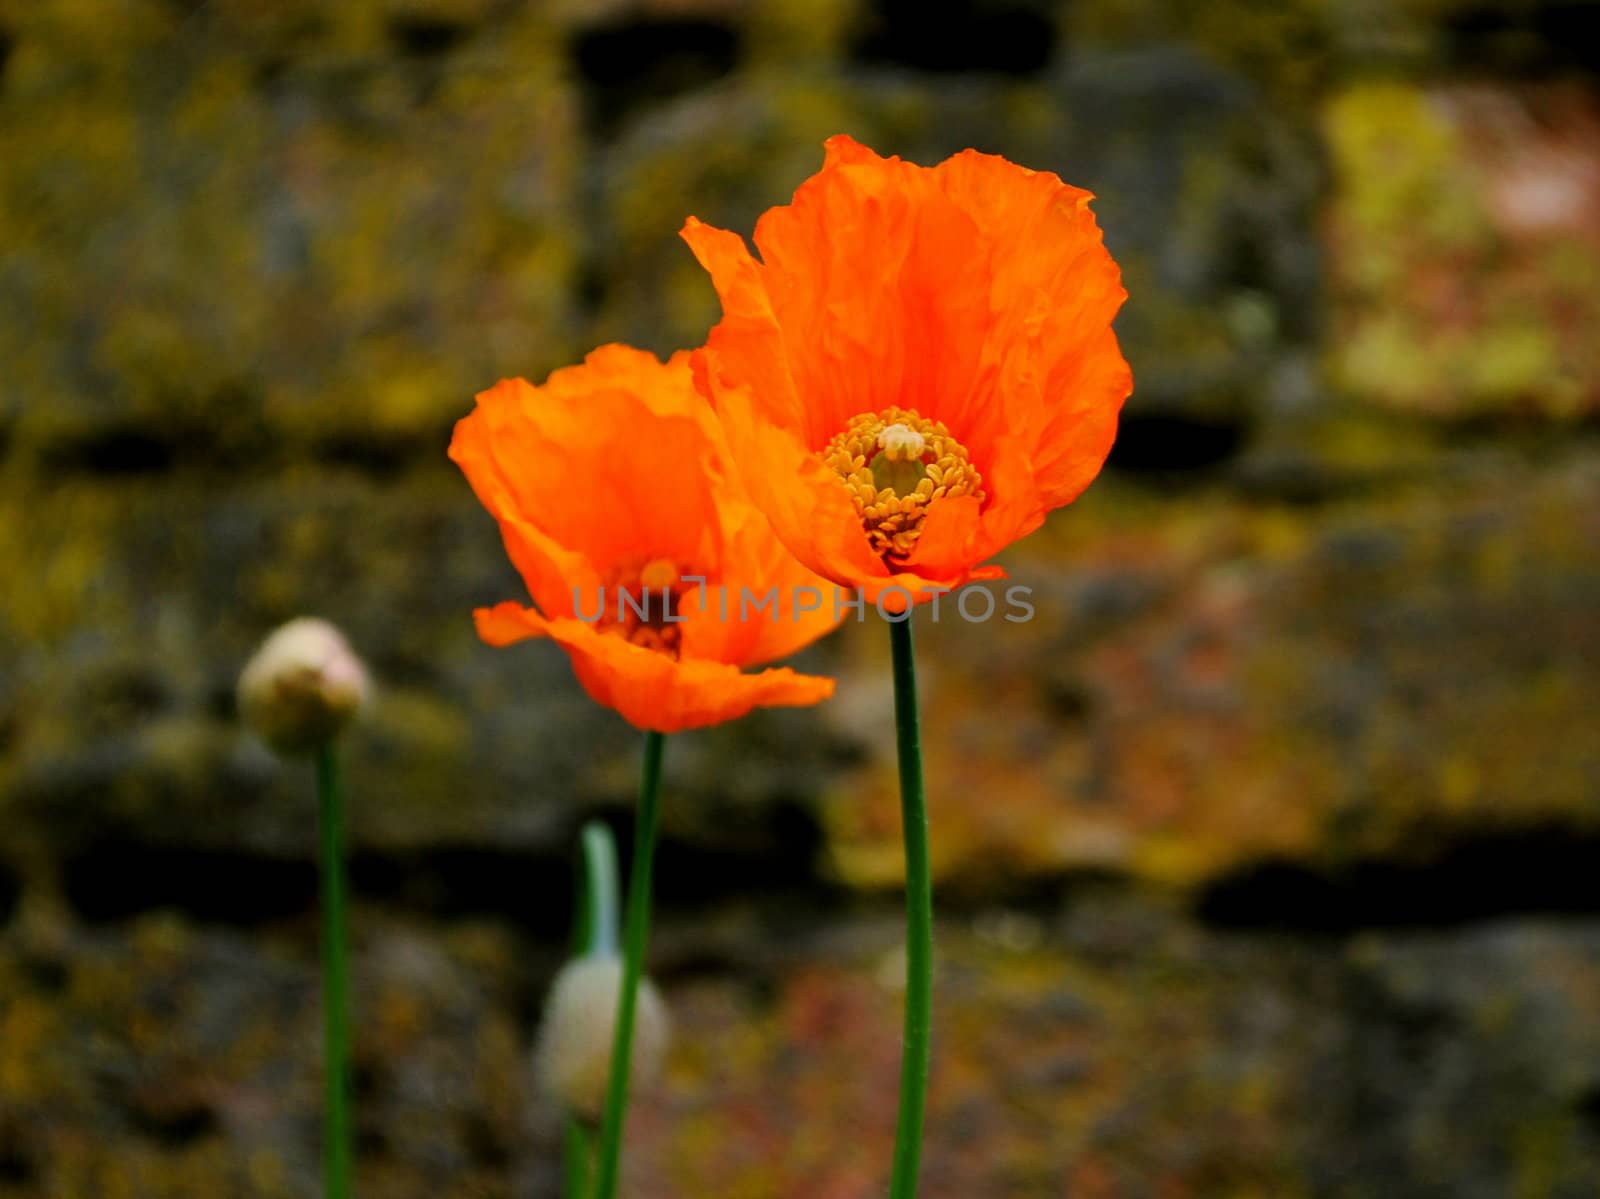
[[822, 407, 985, 562], [597, 556, 695, 658]]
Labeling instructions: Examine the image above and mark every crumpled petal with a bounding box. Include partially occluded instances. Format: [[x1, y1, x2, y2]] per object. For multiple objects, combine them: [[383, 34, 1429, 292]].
[[479, 606, 834, 733], [453, 345, 841, 730], [682, 135, 1131, 602]]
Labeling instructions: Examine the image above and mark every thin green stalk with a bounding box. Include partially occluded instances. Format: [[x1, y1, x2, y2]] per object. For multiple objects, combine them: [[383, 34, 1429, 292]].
[[563, 822, 622, 1198], [316, 745, 353, 1199], [563, 1123, 593, 1199], [888, 615, 932, 1199], [590, 731, 667, 1199], [579, 822, 621, 959]]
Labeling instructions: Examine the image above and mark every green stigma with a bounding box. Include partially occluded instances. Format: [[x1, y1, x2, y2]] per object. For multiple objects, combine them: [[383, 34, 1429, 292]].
[[869, 451, 927, 498]]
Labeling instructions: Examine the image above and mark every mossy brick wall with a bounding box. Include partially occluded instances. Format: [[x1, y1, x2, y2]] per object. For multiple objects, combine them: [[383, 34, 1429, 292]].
[[4, 2, 1600, 1197], [2, 0, 1598, 907]]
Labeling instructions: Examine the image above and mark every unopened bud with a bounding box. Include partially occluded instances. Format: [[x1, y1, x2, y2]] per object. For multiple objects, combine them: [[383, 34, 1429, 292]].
[[534, 955, 669, 1121], [237, 618, 369, 756]]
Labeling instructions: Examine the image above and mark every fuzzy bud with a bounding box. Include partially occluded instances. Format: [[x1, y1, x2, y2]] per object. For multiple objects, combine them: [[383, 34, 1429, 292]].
[[534, 955, 670, 1122], [237, 618, 369, 756]]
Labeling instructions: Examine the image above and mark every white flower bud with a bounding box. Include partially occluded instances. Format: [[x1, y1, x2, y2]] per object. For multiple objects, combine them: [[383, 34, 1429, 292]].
[[534, 955, 670, 1122], [237, 618, 369, 756]]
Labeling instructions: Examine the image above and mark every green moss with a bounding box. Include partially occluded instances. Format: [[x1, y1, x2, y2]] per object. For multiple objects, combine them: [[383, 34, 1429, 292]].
[[1326, 81, 1600, 419], [0, 0, 581, 458], [747, 0, 859, 62], [1064, 0, 1333, 106], [0, 483, 115, 645]]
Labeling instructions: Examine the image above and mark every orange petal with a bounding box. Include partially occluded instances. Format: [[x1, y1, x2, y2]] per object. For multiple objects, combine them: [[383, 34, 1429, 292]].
[[449, 348, 726, 590], [704, 375, 891, 591], [749, 148, 994, 449], [699, 501, 849, 667], [900, 494, 987, 580], [683, 137, 1132, 589], [821, 133, 878, 168], [852, 564, 1006, 613], [452, 411, 604, 619], [933, 149, 1131, 512], [1029, 324, 1131, 509], [680, 218, 814, 440], [474, 601, 550, 646], [542, 617, 835, 733], [457, 343, 843, 729]]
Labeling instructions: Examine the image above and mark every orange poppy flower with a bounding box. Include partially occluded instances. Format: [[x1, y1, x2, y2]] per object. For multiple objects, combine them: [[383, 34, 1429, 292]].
[[449, 344, 839, 733], [682, 135, 1132, 609]]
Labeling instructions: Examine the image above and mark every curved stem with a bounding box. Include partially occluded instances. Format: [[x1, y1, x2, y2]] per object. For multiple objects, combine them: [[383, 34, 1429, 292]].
[[887, 616, 932, 1199], [580, 822, 622, 959], [563, 822, 622, 1198], [590, 731, 667, 1199], [316, 746, 353, 1199]]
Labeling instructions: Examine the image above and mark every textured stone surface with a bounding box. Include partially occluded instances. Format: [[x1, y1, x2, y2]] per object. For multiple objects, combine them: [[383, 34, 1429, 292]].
[[0, 0, 580, 454], [7, 444, 1596, 895], [8, 896, 1600, 1197], [0, 905, 536, 1198], [820, 445, 1600, 890], [635, 902, 1600, 1197], [4, 0, 1600, 1194], [1327, 81, 1600, 418]]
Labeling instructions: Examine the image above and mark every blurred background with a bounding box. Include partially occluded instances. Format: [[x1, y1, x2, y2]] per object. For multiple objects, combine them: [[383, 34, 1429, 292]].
[[3, 0, 1599, 1194]]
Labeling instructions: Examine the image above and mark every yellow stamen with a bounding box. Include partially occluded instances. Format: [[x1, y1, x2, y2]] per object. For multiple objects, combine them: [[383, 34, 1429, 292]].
[[639, 558, 680, 591], [822, 407, 984, 563], [599, 557, 694, 657]]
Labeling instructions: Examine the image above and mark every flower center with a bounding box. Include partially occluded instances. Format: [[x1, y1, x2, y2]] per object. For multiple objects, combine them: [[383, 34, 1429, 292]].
[[601, 556, 694, 657], [822, 407, 985, 562]]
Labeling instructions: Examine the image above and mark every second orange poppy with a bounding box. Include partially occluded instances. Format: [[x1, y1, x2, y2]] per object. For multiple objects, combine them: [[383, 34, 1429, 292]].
[[450, 344, 839, 732], [683, 134, 1133, 608]]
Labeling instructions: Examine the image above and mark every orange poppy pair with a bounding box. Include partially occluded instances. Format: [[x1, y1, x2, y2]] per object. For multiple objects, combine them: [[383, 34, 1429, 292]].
[[450, 135, 1133, 733]]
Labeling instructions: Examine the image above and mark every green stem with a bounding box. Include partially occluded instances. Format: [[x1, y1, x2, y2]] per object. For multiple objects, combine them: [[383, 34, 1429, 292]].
[[580, 822, 622, 959], [563, 822, 621, 1199], [316, 746, 353, 1199], [887, 615, 932, 1199], [563, 1123, 593, 1199], [590, 731, 667, 1199]]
